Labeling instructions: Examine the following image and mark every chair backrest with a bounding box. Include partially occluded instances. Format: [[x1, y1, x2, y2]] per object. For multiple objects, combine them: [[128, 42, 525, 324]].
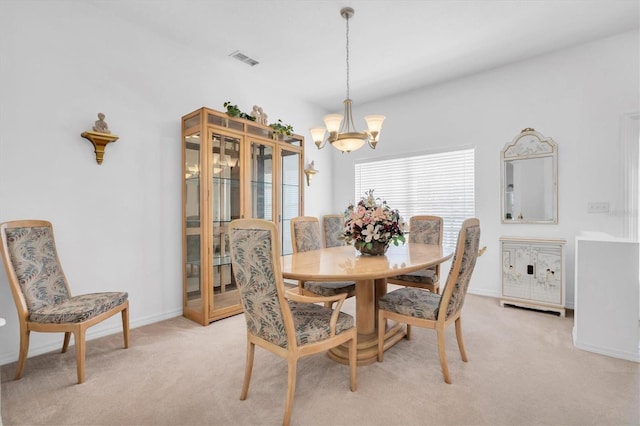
[[438, 218, 481, 320], [0, 220, 72, 319], [408, 215, 443, 245], [290, 216, 322, 253], [322, 214, 346, 248], [229, 219, 294, 349]]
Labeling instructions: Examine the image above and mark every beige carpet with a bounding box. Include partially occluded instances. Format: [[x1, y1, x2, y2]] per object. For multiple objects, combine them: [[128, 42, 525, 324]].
[[1, 293, 638, 426]]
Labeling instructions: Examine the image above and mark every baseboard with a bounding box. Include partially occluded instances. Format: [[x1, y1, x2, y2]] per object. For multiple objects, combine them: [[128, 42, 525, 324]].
[[573, 339, 640, 363], [467, 288, 501, 298], [0, 308, 183, 366]]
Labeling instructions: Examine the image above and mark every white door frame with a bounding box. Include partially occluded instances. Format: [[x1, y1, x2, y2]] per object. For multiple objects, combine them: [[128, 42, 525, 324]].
[[621, 111, 640, 241]]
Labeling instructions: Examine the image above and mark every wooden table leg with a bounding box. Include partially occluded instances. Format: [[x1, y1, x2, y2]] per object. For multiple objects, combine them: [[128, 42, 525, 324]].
[[355, 279, 375, 334], [328, 277, 406, 365]]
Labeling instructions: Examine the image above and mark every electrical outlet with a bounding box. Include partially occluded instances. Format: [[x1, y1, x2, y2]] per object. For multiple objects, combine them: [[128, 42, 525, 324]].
[[587, 201, 610, 214]]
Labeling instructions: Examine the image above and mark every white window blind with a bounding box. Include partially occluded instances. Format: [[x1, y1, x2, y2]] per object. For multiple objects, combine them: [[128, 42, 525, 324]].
[[354, 148, 475, 248]]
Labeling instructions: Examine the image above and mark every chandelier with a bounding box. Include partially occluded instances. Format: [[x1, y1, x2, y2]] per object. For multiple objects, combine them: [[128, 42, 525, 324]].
[[310, 7, 385, 153]]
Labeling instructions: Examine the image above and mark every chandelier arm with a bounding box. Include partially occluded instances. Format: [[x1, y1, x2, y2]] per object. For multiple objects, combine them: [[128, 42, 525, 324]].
[[339, 99, 360, 134], [315, 138, 328, 149]]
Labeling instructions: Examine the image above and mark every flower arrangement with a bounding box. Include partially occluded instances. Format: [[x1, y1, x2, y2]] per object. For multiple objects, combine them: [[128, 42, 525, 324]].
[[343, 190, 406, 254]]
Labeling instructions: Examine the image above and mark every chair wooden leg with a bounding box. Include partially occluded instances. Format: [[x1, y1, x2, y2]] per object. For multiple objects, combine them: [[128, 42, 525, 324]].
[[62, 332, 71, 353], [349, 332, 357, 391], [377, 312, 385, 362], [74, 328, 87, 384], [406, 324, 412, 340], [436, 327, 451, 384], [455, 317, 468, 362], [122, 306, 130, 348], [283, 357, 298, 426], [240, 340, 255, 400], [15, 327, 30, 380]]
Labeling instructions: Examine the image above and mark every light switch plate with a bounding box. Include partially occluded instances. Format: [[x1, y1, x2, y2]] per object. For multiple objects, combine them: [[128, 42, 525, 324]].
[[587, 201, 610, 214]]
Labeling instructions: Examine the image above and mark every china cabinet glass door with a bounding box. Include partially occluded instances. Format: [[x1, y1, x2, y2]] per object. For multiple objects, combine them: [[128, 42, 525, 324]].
[[210, 131, 241, 314], [280, 147, 300, 255], [248, 140, 275, 221], [184, 132, 202, 314]]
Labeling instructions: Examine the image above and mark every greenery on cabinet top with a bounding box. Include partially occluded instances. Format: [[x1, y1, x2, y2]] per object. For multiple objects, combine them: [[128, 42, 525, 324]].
[[222, 103, 296, 137], [183, 106, 303, 147]]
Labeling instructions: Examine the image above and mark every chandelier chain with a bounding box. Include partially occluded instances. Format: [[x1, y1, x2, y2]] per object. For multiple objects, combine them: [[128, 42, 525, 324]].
[[345, 12, 350, 100]]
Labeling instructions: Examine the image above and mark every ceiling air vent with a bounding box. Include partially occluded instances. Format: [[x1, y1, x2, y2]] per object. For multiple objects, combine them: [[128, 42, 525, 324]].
[[229, 50, 259, 67]]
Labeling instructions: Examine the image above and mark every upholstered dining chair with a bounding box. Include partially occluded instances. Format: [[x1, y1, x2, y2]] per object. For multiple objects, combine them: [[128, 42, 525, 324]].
[[377, 218, 481, 384], [290, 216, 355, 306], [0, 220, 129, 384], [322, 214, 346, 248], [229, 219, 357, 426], [387, 215, 443, 294]]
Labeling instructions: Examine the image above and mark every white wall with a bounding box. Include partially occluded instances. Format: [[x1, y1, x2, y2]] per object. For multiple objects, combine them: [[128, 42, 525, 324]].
[[0, 0, 637, 366], [0, 1, 331, 365], [331, 30, 640, 304]]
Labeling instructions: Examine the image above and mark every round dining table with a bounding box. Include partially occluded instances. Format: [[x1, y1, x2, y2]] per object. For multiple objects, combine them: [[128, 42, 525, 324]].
[[281, 242, 453, 365]]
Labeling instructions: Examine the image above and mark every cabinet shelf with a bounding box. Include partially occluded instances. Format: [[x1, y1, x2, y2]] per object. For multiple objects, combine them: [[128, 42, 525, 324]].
[[212, 176, 240, 182], [213, 256, 231, 266]]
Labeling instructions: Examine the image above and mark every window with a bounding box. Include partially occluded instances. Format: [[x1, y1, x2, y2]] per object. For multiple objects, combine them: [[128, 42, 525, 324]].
[[354, 147, 475, 248]]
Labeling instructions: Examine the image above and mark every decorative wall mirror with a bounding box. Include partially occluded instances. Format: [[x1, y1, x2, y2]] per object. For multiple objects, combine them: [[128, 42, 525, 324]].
[[501, 128, 558, 224]]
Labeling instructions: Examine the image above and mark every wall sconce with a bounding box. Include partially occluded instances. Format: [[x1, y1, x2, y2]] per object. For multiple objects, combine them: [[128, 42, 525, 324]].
[[81, 113, 119, 164], [81, 131, 119, 165], [303, 161, 319, 186]]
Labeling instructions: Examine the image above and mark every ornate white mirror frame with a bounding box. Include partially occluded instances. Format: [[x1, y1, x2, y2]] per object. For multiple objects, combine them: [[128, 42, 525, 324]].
[[501, 128, 558, 224]]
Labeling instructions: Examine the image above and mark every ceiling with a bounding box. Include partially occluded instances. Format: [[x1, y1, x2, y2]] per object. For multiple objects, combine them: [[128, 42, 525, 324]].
[[90, 0, 639, 111]]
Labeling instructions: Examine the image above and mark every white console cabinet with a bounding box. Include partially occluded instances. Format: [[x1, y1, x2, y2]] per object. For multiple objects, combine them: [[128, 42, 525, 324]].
[[500, 237, 566, 316]]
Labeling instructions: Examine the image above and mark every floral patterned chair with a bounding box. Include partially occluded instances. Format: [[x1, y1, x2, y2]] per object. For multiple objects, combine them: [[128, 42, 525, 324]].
[[290, 216, 355, 306], [229, 219, 357, 426], [322, 214, 346, 248], [387, 215, 443, 294], [377, 218, 481, 384], [0, 220, 129, 384]]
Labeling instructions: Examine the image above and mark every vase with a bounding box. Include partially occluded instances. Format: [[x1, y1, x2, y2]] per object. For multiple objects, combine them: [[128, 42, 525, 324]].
[[355, 240, 390, 256]]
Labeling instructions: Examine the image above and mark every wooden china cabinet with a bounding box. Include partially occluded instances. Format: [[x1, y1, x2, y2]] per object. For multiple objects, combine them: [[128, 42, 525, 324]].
[[182, 107, 304, 325]]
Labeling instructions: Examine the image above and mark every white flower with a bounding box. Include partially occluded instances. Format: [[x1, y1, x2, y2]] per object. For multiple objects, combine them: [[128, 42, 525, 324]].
[[361, 224, 378, 242]]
